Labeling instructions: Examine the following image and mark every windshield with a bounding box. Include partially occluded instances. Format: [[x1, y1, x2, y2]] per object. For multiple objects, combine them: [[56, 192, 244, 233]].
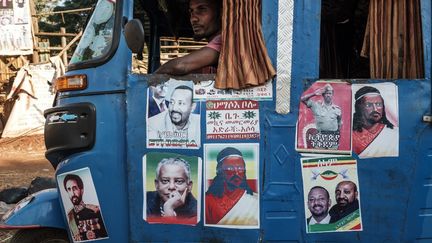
[[69, 0, 116, 64]]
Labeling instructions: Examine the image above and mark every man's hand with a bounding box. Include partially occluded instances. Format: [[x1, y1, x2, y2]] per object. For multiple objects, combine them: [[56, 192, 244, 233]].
[[314, 88, 324, 96], [162, 190, 188, 217]]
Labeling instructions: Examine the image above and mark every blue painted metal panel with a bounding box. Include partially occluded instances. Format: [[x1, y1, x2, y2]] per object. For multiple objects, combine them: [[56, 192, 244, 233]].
[[55, 93, 129, 242], [125, 75, 262, 242], [122, 0, 432, 241], [36, 0, 431, 242], [2, 189, 66, 229]]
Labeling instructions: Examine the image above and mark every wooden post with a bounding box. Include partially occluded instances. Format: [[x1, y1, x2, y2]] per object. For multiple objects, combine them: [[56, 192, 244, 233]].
[[60, 27, 68, 65], [29, 0, 39, 63]]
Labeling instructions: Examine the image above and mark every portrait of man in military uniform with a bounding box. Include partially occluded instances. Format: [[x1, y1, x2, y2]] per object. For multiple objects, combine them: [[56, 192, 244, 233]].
[[59, 169, 108, 242], [296, 81, 352, 154]]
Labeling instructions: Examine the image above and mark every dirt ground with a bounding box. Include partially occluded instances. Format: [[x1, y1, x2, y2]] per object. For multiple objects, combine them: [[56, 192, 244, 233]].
[[0, 134, 55, 242], [0, 135, 54, 191]]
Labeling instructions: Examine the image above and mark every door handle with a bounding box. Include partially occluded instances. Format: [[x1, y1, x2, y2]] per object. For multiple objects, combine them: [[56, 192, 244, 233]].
[[423, 114, 432, 123]]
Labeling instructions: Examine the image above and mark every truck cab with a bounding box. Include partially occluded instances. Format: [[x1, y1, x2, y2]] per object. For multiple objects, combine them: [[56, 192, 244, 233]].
[[1, 0, 431, 242]]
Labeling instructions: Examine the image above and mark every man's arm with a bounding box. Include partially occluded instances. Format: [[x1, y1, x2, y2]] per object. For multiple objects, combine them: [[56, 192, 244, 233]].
[[155, 47, 220, 75], [301, 88, 323, 106]]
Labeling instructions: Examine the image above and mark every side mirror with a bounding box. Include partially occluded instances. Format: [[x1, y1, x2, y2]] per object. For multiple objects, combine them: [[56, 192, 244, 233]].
[[124, 19, 145, 55]]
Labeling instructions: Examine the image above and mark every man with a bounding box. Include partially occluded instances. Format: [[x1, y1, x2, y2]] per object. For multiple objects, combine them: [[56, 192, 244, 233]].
[[148, 83, 169, 118], [155, 0, 222, 75], [307, 186, 331, 225], [352, 86, 398, 157], [147, 85, 200, 148], [146, 157, 197, 223], [329, 181, 359, 223], [301, 83, 342, 133], [205, 147, 259, 226], [63, 174, 108, 241]]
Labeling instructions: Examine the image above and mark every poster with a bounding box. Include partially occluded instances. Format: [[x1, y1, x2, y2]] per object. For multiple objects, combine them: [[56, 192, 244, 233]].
[[147, 79, 201, 149], [194, 80, 272, 101], [351, 83, 399, 158], [204, 143, 260, 228], [296, 81, 352, 154], [301, 156, 362, 233], [57, 168, 109, 242], [206, 100, 260, 140], [0, 0, 33, 55], [143, 152, 201, 225], [2, 63, 56, 137]]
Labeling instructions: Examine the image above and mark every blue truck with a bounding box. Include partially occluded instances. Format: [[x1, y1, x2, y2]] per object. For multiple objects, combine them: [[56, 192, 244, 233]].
[[1, 0, 431, 242]]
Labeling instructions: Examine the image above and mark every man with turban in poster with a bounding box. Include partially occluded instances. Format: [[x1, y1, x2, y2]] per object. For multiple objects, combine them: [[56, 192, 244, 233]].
[[205, 147, 259, 226], [352, 86, 398, 157]]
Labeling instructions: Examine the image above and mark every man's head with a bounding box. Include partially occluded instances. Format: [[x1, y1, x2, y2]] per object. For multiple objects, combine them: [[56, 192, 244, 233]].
[[168, 85, 196, 129], [150, 83, 168, 99], [322, 84, 334, 104], [215, 147, 249, 191], [335, 181, 358, 207], [308, 186, 331, 219], [206, 147, 254, 197], [63, 174, 84, 206], [154, 157, 193, 203], [353, 86, 394, 131], [189, 0, 222, 41]]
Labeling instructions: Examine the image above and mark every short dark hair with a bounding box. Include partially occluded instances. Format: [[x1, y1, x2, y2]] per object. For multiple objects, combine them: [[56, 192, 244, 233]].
[[63, 174, 83, 191], [172, 85, 194, 103], [308, 186, 330, 199]]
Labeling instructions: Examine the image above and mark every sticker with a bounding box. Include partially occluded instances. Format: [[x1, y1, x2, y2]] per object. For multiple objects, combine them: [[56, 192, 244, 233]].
[[296, 81, 352, 154], [143, 152, 202, 225], [194, 80, 272, 101], [301, 156, 363, 233], [92, 0, 114, 25], [204, 143, 260, 228], [352, 83, 399, 158], [147, 83, 169, 118], [206, 100, 260, 140], [0, 0, 33, 56], [147, 79, 201, 149], [57, 168, 109, 242]]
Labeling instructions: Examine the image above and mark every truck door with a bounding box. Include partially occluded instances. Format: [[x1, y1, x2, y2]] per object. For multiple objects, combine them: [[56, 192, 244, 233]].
[[124, 0, 432, 242], [261, 0, 432, 242]]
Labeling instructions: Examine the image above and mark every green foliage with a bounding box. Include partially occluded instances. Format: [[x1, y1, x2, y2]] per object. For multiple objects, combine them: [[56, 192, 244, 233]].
[[36, 0, 97, 46]]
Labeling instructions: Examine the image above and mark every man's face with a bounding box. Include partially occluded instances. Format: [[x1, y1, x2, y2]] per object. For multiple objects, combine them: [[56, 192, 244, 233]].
[[169, 88, 194, 128], [221, 156, 246, 189], [335, 182, 357, 207], [189, 0, 220, 40], [360, 95, 384, 124], [323, 90, 333, 104], [308, 188, 331, 217], [155, 164, 192, 202], [151, 84, 168, 99], [65, 179, 83, 206]]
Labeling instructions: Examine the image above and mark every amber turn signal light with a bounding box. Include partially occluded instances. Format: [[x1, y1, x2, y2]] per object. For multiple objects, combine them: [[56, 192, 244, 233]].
[[54, 74, 87, 92]]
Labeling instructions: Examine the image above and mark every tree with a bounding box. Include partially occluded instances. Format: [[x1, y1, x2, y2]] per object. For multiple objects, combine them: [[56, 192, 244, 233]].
[[35, 0, 97, 46]]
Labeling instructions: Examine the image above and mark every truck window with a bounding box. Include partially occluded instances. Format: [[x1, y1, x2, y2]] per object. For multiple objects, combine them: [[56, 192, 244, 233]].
[[131, 1, 206, 75], [69, 0, 116, 65], [319, 0, 424, 79], [131, 0, 275, 91]]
